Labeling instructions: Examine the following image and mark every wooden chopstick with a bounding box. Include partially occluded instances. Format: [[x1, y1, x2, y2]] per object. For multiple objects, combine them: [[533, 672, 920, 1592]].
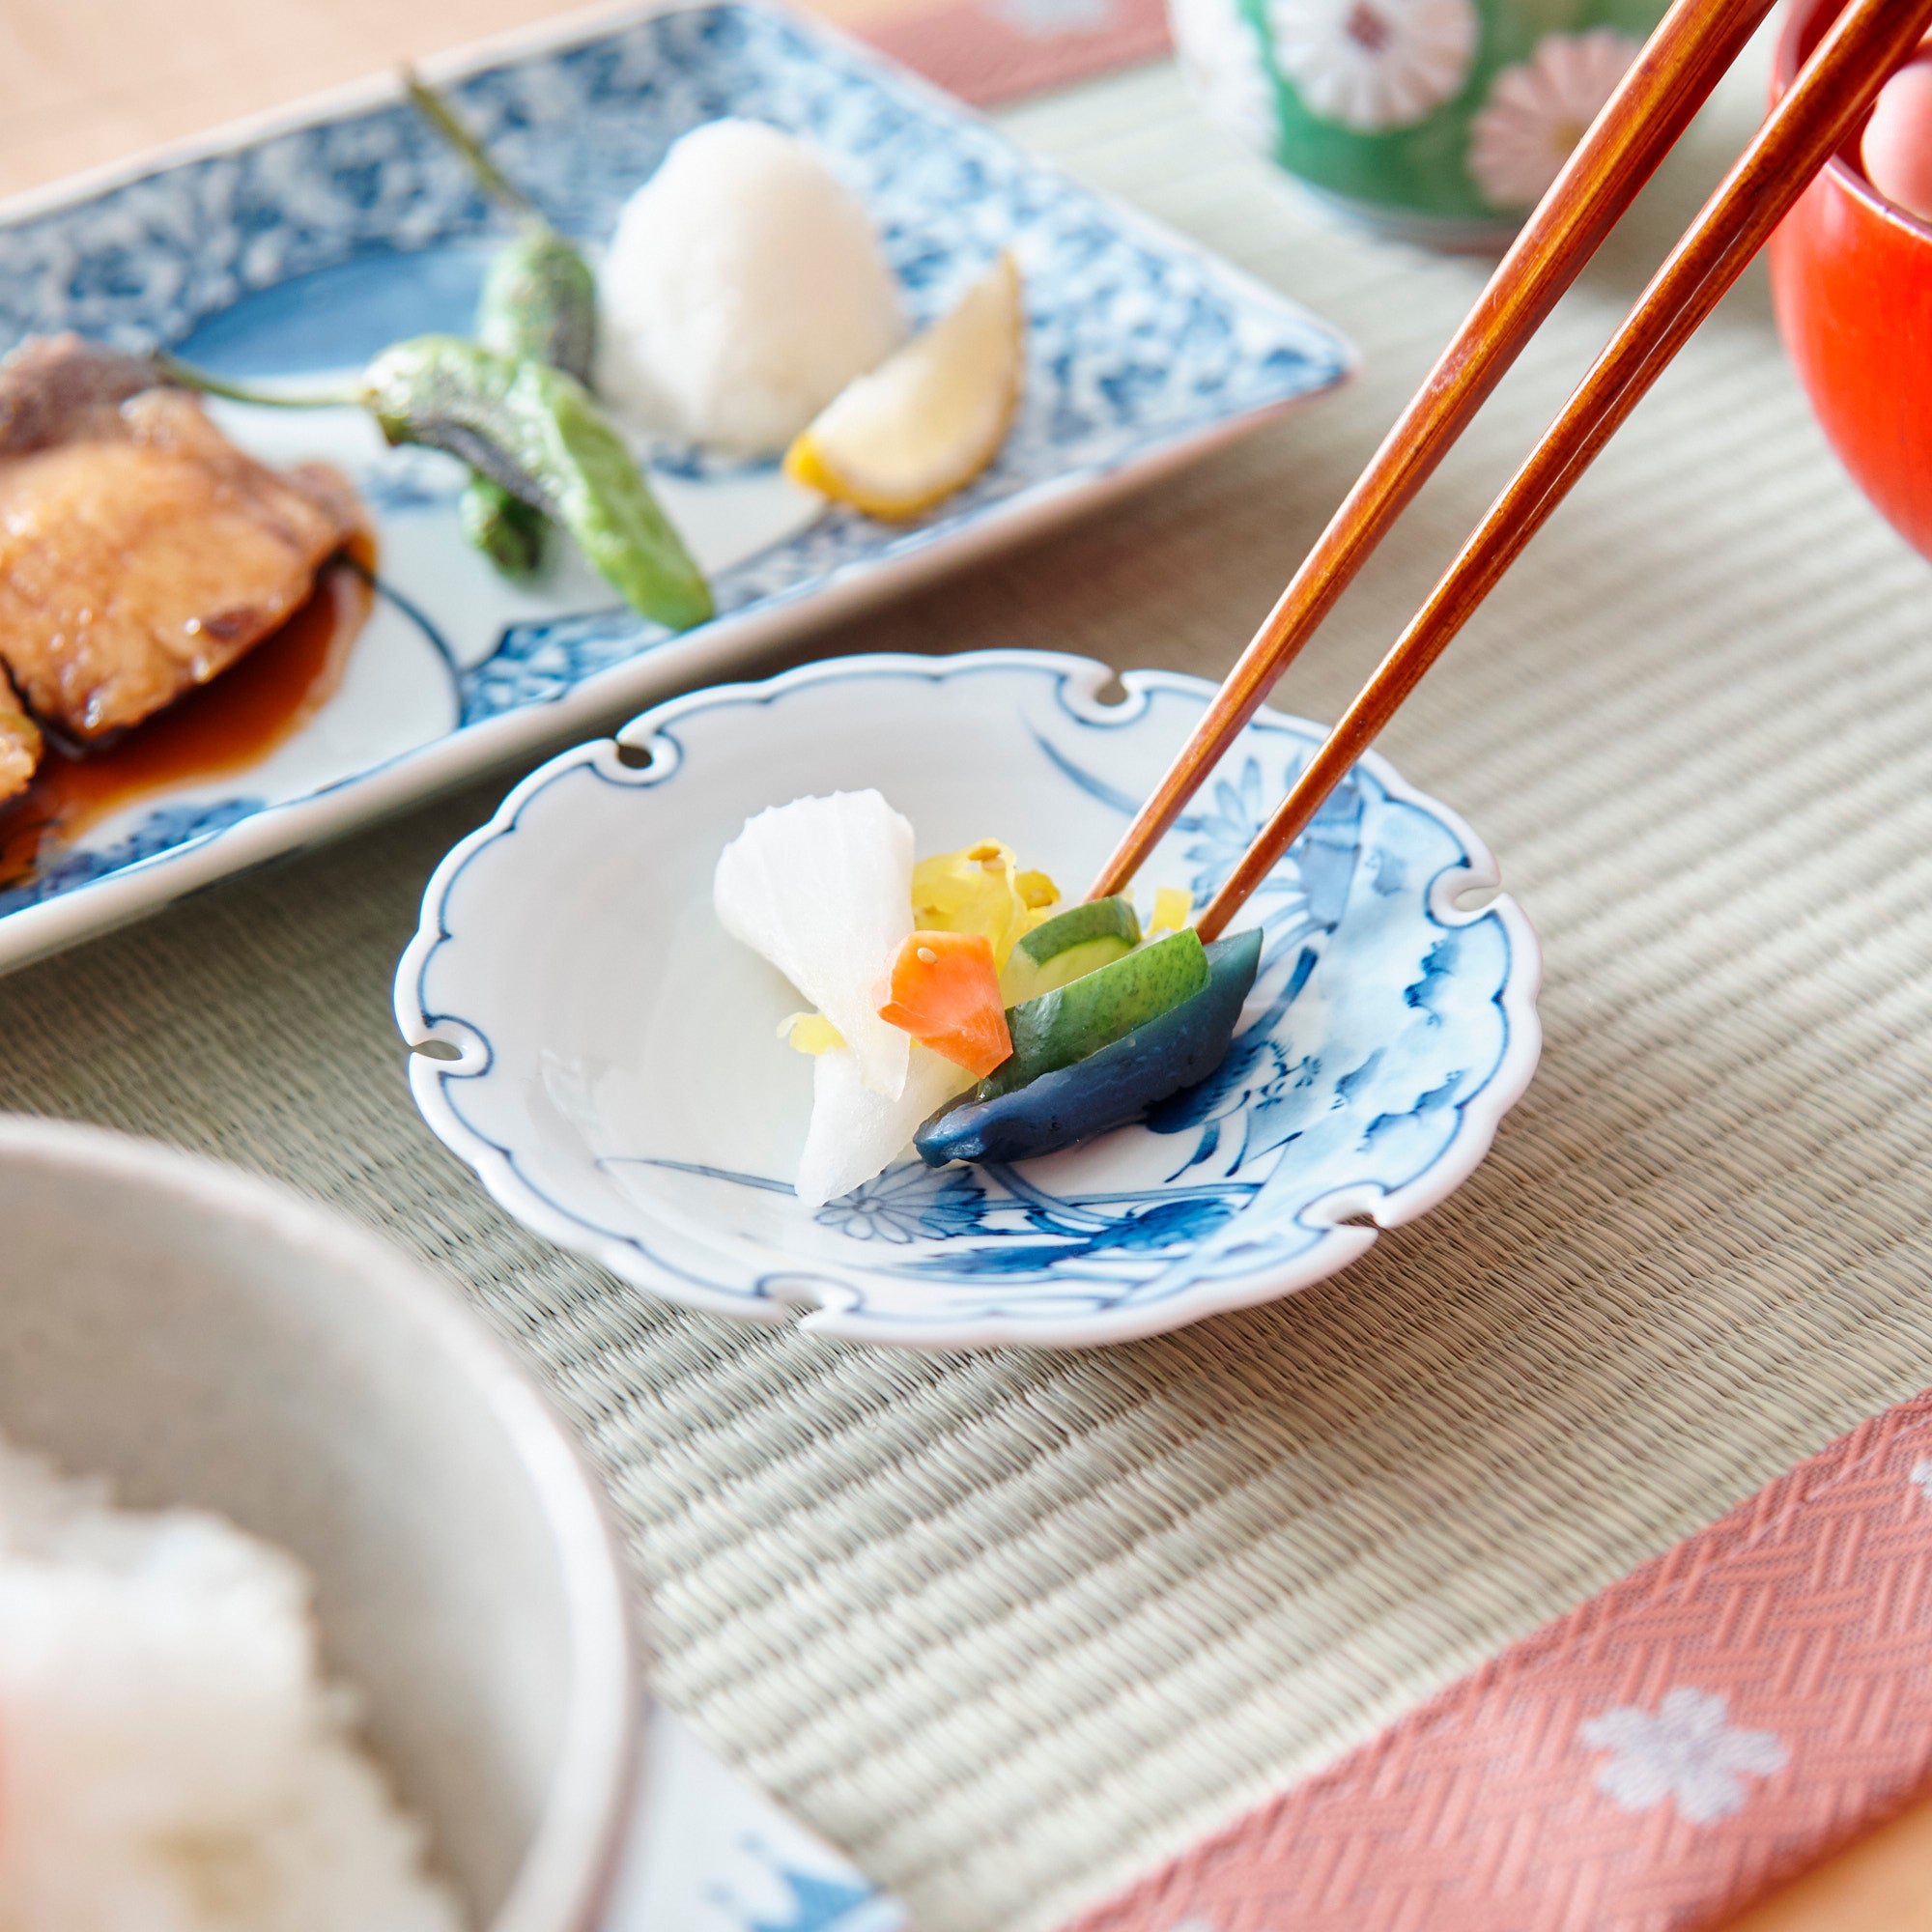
[[1194, 0, 1932, 943], [1085, 0, 1777, 906]]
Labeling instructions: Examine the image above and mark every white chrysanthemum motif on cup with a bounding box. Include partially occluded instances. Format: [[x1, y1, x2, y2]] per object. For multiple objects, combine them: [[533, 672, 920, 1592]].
[[1580, 1688, 1790, 1826], [1172, 0, 1278, 154], [1468, 27, 1641, 207], [1267, 0, 1480, 133]]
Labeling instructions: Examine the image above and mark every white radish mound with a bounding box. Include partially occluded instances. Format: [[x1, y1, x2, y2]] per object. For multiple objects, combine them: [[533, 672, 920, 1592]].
[[714, 789, 914, 1100], [0, 1438, 464, 1932], [598, 118, 906, 457], [796, 1041, 975, 1208]]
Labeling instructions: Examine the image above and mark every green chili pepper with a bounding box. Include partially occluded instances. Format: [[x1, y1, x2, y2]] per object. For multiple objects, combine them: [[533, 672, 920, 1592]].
[[458, 476, 549, 576], [475, 227, 597, 384], [406, 74, 600, 578], [158, 336, 711, 631], [464, 232, 599, 575], [362, 334, 711, 631]]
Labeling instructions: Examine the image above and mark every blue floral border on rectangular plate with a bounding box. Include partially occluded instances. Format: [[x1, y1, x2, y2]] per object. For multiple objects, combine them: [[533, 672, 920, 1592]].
[[0, 1, 1352, 952]]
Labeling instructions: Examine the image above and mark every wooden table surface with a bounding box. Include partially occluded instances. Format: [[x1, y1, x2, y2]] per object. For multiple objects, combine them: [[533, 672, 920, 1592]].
[[5, 2, 1930, 1924]]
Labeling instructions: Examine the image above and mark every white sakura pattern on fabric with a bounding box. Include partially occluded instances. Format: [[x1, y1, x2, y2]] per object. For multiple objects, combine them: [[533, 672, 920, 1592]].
[[1580, 1688, 1790, 1825], [1172, 0, 1278, 154], [1268, 0, 1479, 133], [1910, 1457, 1932, 1504], [1468, 28, 1641, 207]]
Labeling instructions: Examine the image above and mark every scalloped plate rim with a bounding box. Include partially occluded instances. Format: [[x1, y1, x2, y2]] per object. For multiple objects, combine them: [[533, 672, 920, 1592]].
[[397, 649, 1542, 1350]]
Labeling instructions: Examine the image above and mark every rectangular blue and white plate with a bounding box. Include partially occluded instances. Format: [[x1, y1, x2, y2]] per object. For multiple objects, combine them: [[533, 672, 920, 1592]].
[[0, 0, 1351, 974]]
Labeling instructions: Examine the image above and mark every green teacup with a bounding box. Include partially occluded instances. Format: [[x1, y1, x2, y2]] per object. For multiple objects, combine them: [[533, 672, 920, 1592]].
[[1171, 0, 1671, 248]]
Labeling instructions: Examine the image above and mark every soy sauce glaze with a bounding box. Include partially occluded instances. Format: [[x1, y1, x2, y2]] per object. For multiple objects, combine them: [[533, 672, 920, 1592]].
[[0, 555, 374, 892]]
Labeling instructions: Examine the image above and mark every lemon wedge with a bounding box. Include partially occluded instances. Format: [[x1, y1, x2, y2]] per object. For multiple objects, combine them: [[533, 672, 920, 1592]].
[[784, 252, 1024, 521]]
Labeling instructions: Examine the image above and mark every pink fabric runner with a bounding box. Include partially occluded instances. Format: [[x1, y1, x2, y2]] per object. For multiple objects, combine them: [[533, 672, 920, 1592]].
[[840, 0, 1170, 105], [1062, 1390, 1932, 1932]]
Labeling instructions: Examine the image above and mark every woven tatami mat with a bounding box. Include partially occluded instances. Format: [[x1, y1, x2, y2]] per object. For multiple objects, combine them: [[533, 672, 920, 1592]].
[[6, 35, 1932, 1932]]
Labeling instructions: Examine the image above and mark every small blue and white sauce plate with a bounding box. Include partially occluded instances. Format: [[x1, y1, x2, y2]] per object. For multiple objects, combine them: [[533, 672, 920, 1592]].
[[397, 652, 1541, 1350]]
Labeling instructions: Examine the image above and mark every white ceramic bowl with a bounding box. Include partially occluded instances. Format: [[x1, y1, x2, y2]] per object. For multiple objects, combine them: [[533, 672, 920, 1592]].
[[0, 1116, 639, 1932]]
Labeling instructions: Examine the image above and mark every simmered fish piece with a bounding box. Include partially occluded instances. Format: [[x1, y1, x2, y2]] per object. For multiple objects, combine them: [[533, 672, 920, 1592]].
[[0, 335, 363, 742], [0, 688, 39, 803], [0, 333, 156, 457]]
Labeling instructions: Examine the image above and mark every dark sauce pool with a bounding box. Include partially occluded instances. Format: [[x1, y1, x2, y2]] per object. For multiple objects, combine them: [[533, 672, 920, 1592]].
[[0, 557, 374, 893]]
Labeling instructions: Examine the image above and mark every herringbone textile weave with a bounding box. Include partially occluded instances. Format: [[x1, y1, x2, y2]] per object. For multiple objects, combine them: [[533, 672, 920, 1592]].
[[1067, 1395, 1932, 1932]]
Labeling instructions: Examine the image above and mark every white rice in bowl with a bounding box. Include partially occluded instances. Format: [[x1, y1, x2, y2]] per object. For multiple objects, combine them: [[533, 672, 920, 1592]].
[[0, 1436, 464, 1931]]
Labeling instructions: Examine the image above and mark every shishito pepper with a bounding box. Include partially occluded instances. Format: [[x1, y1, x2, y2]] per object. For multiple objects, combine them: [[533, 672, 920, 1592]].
[[163, 338, 713, 631], [473, 222, 598, 384], [460, 228, 599, 576], [915, 928, 1262, 1166], [359, 335, 711, 628], [407, 75, 599, 577]]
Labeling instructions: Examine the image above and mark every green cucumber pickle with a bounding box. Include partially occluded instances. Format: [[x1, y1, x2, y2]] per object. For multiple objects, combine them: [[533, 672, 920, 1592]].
[[916, 929, 1264, 1167], [1000, 895, 1141, 1005], [980, 925, 1208, 1101]]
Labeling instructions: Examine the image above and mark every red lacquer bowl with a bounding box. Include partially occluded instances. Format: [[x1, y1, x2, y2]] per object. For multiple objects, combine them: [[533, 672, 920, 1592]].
[[1769, 0, 1932, 562]]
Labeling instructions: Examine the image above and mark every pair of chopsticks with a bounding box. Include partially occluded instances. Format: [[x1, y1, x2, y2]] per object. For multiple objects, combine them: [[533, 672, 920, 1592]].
[[1094, 0, 1932, 940]]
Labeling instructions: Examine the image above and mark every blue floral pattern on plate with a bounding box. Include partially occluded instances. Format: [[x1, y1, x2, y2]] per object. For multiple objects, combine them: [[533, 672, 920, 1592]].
[[397, 652, 1540, 1350], [0, 1, 1351, 975]]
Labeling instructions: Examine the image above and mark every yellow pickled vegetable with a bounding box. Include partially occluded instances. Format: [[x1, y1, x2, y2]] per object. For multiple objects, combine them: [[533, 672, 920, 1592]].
[[1150, 887, 1193, 934], [910, 840, 1059, 969], [781, 1011, 846, 1056]]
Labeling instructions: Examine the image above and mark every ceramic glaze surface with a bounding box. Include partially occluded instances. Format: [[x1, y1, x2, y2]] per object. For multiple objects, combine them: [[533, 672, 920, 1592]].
[[398, 653, 1541, 1350], [1169, 0, 1667, 242], [1768, 0, 1932, 565], [0, 1117, 639, 1932], [0, 0, 1351, 974]]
